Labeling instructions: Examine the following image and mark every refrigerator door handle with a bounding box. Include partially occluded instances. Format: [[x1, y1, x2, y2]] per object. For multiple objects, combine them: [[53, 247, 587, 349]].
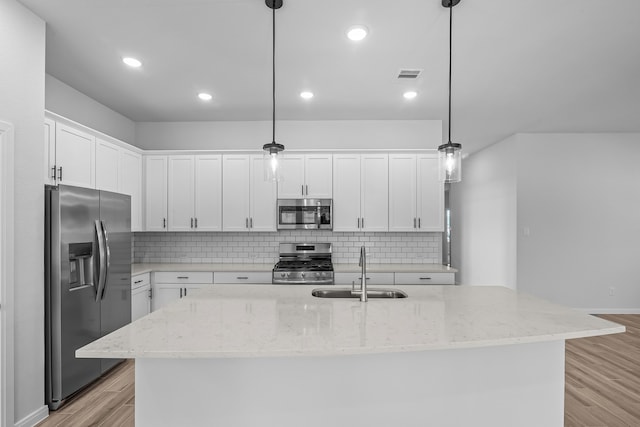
[[95, 220, 107, 302], [100, 220, 111, 300]]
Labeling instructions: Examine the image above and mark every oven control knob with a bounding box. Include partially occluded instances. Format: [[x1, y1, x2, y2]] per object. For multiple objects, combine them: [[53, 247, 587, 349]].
[[280, 273, 286, 278], [301, 272, 305, 278], [315, 272, 320, 278]]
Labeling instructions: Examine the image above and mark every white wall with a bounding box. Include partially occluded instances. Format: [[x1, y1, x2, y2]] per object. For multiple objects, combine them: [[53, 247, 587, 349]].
[[136, 120, 441, 151], [452, 132, 640, 312], [0, 0, 47, 425], [45, 74, 136, 144], [450, 136, 517, 288], [517, 133, 640, 311]]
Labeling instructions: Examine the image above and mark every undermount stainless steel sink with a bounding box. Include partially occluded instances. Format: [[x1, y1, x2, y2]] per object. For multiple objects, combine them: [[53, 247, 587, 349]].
[[311, 288, 408, 299]]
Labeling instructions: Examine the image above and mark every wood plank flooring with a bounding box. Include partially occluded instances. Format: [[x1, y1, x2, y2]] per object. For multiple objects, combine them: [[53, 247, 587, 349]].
[[36, 314, 640, 427], [565, 314, 640, 427]]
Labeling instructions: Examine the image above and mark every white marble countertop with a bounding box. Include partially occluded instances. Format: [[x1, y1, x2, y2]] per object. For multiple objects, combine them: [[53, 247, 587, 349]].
[[132, 263, 457, 275], [77, 285, 623, 359]]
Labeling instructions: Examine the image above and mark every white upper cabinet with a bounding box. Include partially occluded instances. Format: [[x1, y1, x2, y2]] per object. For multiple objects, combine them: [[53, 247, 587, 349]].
[[223, 155, 276, 232], [168, 156, 195, 231], [360, 154, 389, 231], [332, 154, 361, 231], [44, 118, 56, 185], [416, 154, 444, 231], [333, 154, 388, 232], [118, 149, 143, 231], [389, 153, 443, 232], [95, 139, 120, 192], [144, 156, 168, 231], [54, 123, 96, 188], [167, 155, 222, 232], [194, 155, 222, 231], [250, 155, 277, 231], [278, 154, 332, 199]]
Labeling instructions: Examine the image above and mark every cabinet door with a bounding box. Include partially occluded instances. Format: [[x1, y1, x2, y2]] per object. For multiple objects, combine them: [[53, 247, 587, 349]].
[[132, 285, 151, 321], [277, 155, 305, 198], [222, 155, 251, 231], [361, 154, 389, 231], [55, 123, 95, 188], [144, 156, 168, 231], [305, 154, 332, 198], [194, 155, 222, 231], [250, 155, 277, 232], [168, 156, 195, 231], [44, 118, 56, 185], [151, 284, 182, 311], [417, 155, 444, 231], [95, 139, 120, 192], [389, 154, 417, 232], [332, 154, 361, 231], [119, 149, 143, 232]]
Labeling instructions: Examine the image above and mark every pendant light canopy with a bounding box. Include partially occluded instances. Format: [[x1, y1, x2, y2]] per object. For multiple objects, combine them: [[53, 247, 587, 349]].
[[263, 0, 285, 181], [438, 0, 462, 183]]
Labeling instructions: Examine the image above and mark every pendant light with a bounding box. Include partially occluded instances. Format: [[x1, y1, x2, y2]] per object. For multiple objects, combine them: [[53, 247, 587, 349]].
[[438, 0, 462, 183], [263, 0, 285, 181]]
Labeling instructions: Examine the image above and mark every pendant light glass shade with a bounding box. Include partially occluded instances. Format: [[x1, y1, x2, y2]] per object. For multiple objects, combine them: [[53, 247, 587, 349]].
[[438, 142, 462, 183], [263, 142, 284, 181], [263, 0, 284, 181]]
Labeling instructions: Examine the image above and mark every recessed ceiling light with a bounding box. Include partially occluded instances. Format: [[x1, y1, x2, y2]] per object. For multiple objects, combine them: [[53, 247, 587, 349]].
[[403, 91, 418, 100], [122, 57, 142, 68], [198, 93, 212, 101], [300, 91, 314, 100], [347, 25, 368, 41]]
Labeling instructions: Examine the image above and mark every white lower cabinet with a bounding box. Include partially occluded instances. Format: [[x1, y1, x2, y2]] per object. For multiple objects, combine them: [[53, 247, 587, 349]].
[[214, 272, 272, 284], [151, 272, 214, 311], [394, 272, 455, 285], [131, 273, 151, 321], [333, 272, 395, 286]]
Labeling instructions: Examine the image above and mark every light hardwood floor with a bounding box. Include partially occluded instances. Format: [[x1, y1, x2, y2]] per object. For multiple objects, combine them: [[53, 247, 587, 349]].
[[36, 314, 640, 427]]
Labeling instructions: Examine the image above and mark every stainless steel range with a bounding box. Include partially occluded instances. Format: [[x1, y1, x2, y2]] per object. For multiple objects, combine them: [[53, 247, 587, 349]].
[[272, 243, 334, 284]]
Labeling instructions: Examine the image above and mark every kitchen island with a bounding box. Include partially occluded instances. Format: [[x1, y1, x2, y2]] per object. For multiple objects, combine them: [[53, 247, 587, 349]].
[[77, 285, 623, 427]]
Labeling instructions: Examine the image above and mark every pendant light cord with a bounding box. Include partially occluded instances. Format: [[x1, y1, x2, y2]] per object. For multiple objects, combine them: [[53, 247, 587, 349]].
[[447, 2, 453, 145], [272, 6, 276, 144]]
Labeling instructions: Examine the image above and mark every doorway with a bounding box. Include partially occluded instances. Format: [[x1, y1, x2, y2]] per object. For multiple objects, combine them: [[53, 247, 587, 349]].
[[0, 120, 15, 427]]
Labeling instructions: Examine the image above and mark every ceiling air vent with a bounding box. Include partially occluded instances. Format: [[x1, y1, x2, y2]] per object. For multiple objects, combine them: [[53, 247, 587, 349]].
[[397, 69, 422, 79]]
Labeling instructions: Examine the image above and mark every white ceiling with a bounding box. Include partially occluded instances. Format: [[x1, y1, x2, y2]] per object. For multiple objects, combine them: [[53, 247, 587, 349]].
[[18, 0, 640, 153]]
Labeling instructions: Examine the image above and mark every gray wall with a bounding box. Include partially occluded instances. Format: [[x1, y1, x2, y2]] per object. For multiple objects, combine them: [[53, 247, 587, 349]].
[[136, 120, 442, 151], [452, 132, 640, 312], [45, 74, 136, 144], [0, 0, 46, 424]]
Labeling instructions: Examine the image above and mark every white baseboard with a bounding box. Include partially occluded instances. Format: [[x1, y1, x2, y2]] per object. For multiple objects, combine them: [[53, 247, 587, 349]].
[[14, 405, 48, 427], [577, 308, 640, 315]]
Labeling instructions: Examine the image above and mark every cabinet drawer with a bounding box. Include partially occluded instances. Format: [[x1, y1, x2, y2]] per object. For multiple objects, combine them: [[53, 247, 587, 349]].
[[132, 272, 151, 289], [394, 272, 455, 285], [214, 272, 272, 284], [334, 272, 395, 286], [153, 272, 213, 284]]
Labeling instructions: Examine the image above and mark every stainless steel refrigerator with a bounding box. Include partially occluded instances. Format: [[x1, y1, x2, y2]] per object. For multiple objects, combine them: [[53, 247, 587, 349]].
[[45, 184, 131, 410]]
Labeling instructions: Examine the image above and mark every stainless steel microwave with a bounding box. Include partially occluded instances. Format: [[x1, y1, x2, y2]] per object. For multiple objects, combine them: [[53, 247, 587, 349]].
[[277, 199, 332, 230]]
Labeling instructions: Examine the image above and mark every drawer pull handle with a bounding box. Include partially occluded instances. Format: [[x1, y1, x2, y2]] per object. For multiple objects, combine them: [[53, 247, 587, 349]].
[[177, 276, 189, 279], [134, 280, 143, 284], [419, 277, 432, 280], [237, 276, 249, 280], [359, 277, 371, 280]]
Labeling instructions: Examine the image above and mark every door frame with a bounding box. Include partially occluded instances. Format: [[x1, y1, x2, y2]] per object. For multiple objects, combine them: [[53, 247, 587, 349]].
[[0, 120, 15, 427]]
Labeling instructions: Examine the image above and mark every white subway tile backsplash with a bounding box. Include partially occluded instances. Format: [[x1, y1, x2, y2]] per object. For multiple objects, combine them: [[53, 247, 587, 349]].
[[133, 231, 442, 264]]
